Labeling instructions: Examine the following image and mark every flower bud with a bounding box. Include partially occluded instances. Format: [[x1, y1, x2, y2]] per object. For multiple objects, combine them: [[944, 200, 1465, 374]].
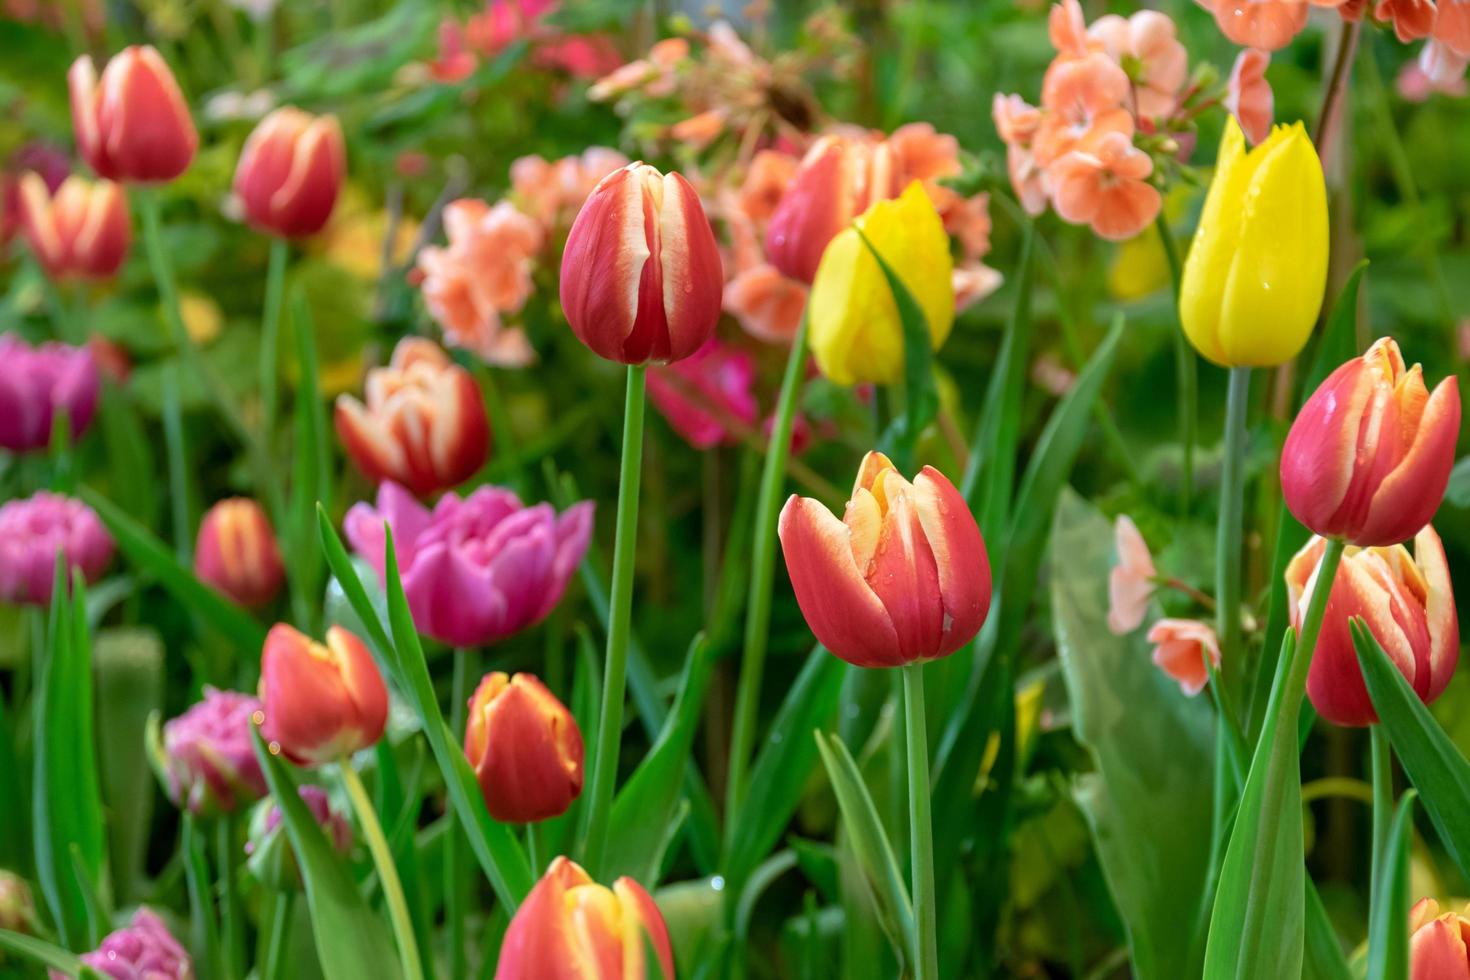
[[807, 182, 955, 386], [1409, 898, 1470, 979], [69, 46, 198, 183], [0, 871, 37, 936], [162, 687, 268, 816], [1287, 526, 1458, 727], [0, 492, 113, 606], [258, 624, 389, 765], [234, 108, 346, 238], [76, 909, 192, 980], [334, 337, 491, 498], [194, 498, 285, 607], [245, 785, 352, 891], [495, 857, 675, 980], [17, 173, 130, 281], [559, 162, 723, 365], [1281, 337, 1460, 546], [464, 672, 583, 824], [1145, 618, 1220, 696], [779, 450, 990, 668], [1179, 117, 1327, 367], [0, 336, 100, 452]]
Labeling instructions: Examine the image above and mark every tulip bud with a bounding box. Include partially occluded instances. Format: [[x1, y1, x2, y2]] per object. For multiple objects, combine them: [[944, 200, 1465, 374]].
[[1178, 117, 1327, 367], [245, 785, 353, 891], [194, 498, 285, 607], [234, 108, 346, 238], [334, 337, 491, 498], [69, 46, 198, 183], [765, 134, 900, 284], [1409, 898, 1470, 979], [1287, 525, 1458, 727], [74, 909, 192, 980], [496, 856, 675, 980], [807, 182, 955, 386], [0, 492, 113, 607], [0, 871, 37, 936], [1282, 337, 1460, 546], [778, 450, 990, 668], [258, 624, 389, 765], [0, 336, 100, 452], [17, 173, 130, 281], [559, 162, 723, 365], [464, 672, 583, 824], [162, 687, 268, 816]]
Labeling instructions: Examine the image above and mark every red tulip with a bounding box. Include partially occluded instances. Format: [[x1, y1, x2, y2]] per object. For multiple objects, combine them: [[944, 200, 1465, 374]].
[[464, 672, 583, 824], [258, 624, 388, 765], [334, 337, 490, 498], [69, 46, 198, 183], [778, 451, 991, 668], [194, 498, 285, 607], [1287, 525, 1458, 727], [234, 108, 346, 238], [495, 857, 675, 980], [559, 162, 723, 365], [16, 173, 130, 281], [1410, 898, 1470, 980], [1281, 337, 1460, 546]]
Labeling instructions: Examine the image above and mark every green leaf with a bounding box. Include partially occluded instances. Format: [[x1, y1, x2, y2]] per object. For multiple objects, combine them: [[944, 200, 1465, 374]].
[[1306, 876, 1354, 980], [1364, 790, 1415, 980], [93, 628, 164, 905], [858, 227, 937, 471], [96, 383, 160, 530], [1302, 260, 1368, 397], [252, 730, 404, 980], [317, 505, 394, 657], [0, 928, 84, 975]]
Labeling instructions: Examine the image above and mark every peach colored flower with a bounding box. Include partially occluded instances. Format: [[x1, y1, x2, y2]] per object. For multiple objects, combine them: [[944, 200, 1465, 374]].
[[1049, 0, 1093, 58], [1200, 0, 1309, 51], [1089, 10, 1188, 119], [509, 147, 629, 228], [1225, 48, 1274, 145], [724, 263, 808, 343], [1108, 515, 1157, 634], [1007, 144, 1050, 216], [429, 19, 478, 83], [944, 192, 994, 261], [953, 263, 1003, 312], [993, 93, 1043, 146], [1377, 0, 1438, 41], [888, 122, 963, 184], [1035, 52, 1134, 166], [1436, 0, 1470, 56], [670, 109, 727, 149], [736, 149, 799, 224], [1049, 130, 1161, 241], [533, 34, 623, 79], [1146, 619, 1220, 696], [1421, 38, 1470, 89]]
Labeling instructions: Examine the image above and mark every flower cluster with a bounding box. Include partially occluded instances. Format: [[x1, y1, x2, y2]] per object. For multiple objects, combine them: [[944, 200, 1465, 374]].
[[422, 0, 621, 85]]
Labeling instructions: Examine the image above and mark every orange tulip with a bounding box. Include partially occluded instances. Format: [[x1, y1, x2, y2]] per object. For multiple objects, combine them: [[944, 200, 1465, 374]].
[[495, 857, 675, 980], [193, 498, 284, 608], [464, 672, 583, 824], [234, 108, 346, 238], [16, 173, 130, 281], [1411, 898, 1470, 979], [69, 46, 198, 183], [258, 624, 388, 765], [778, 451, 991, 668]]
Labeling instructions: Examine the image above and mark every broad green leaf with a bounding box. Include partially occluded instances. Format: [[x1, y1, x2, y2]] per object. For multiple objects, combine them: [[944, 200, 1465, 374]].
[[317, 506, 393, 657], [858, 228, 936, 471], [1305, 876, 1354, 980], [0, 928, 84, 975], [1365, 790, 1415, 980], [93, 628, 163, 905], [252, 731, 404, 980]]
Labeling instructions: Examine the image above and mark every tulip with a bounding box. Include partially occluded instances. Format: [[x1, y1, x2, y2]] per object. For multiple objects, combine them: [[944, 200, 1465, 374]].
[[765, 134, 900, 284], [334, 337, 491, 498], [162, 687, 268, 815], [1286, 525, 1458, 727], [69, 46, 198, 183], [0, 871, 37, 937], [245, 785, 353, 891], [345, 481, 593, 648], [16, 173, 130, 281], [1409, 898, 1470, 979], [0, 492, 113, 606], [464, 672, 583, 823], [807, 182, 955, 386], [1281, 337, 1460, 547], [194, 498, 285, 607], [0, 336, 100, 452], [559, 162, 723, 365], [234, 107, 347, 238], [76, 909, 192, 980], [1145, 618, 1221, 696], [778, 451, 990, 668], [495, 857, 675, 980], [258, 624, 389, 765], [646, 337, 759, 449], [1178, 117, 1327, 367]]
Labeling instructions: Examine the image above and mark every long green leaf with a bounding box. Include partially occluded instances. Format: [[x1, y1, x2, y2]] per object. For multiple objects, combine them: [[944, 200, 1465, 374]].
[[857, 228, 936, 471], [0, 928, 84, 975], [1306, 875, 1354, 980], [1365, 789, 1415, 980]]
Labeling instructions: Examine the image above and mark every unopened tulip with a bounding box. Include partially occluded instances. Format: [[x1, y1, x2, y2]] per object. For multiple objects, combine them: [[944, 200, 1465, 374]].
[[559, 162, 723, 365], [194, 498, 285, 607], [73, 909, 192, 980], [69, 46, 198, 183], [1145, 618, 1220, 696], [334, 337, 491, 497], [17, 173, 130, 280], [0, 871, 36, 936], [1287, 526, 1458, 727], [765, 134, 900, 284], [1282, 337, 1460, 547], [1409, 898, 1470, 979], [258, 624, 389, 765], [162, 687, 268, 815], [245, 785, 352, 891], [778, 451, 990, 668], [496, 857, 675, 980], [0, 336, 100, 452], [0, 492, 113, 606], [807, 182, 955, 386], [234, 108, 346, 238], [464, 672, 583, 823], [1178, 117, 1327, 367]]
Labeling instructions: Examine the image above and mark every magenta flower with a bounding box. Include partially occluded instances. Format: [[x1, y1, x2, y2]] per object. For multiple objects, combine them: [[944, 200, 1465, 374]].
[[647, 337, 759, 450], [0, 492, 113, 606], [162, 687, 267, 816], [0, 336, 100, 452], [345, 481, 593, 647], [74, 908, 192, 980]]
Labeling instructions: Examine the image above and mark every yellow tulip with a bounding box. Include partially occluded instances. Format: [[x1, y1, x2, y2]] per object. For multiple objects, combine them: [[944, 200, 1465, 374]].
[[808, 181, 955, 386], [1179, 117, 1328, 367]]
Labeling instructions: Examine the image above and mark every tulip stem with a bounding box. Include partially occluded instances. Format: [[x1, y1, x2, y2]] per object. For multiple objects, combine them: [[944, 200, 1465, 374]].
[[1216, 367, 1250, 694], [1369, 724, 1393, 899], [258, 238, 289, 464], [526, 822, 542, 877], [1155, 211, 1194, 516], [338, 759, 424, 980], [725, 310, 810, 822], [902, 663, 939, 980], [216, 815, 243, 980], [582, 364, 648, 878], [261, 892, 292, 980]]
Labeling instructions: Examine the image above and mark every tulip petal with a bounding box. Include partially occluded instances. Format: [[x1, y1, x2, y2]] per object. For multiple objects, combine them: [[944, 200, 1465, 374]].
[[1356, 376, 1461, 545], [865, 486, 945, 662], [912, 466, 992, 656], [1281, 357, 1374, 537]]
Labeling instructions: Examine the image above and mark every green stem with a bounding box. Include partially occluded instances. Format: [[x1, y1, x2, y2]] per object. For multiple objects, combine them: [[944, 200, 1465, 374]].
[[902, 664, 938, 980], [446, 647, 474, 980], [259, 239, 288, 462], [526, 822, 542, 878], [339, 760, 424, 980], [262, 892, 292, 980], [182, 814, 224, 980], [1156, 212, 1194, 515], [1369, 723, 1393, 897], [725, 311, 809, 821], [216, 815, 242, 980], [581, 365, 648, 878], [1217, 368, 1250, 684], [161, 367, 192, 564]]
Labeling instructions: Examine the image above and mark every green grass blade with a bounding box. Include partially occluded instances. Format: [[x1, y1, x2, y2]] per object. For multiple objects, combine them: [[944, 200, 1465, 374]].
[[1365, 789, 1415, 980]]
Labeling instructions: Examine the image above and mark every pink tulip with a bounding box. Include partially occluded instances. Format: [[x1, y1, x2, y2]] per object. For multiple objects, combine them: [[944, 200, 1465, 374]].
[[162, 687, 267, 816], [1107, 515, 1156, 635], [1145, 619, 1220, 696], [647, 338, 759, 450], [0, 492, 113, 606], [1410, 898, 1470, 979], [0, 336, 99, 452], [73, 909, 191, 980]]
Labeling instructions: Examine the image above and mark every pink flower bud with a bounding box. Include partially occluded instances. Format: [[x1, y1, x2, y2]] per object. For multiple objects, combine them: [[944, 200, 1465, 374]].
[[464, 672, 583, 824], [74, 909, 191, 980], [16, 173, 130, 281], [0, 492, 112, 606], [162, 687, 268, 815], [234, 108, 346, 238], [258, 624, 389, 765], [0, 336, 99, 452], [69, 46, 198, 183]]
